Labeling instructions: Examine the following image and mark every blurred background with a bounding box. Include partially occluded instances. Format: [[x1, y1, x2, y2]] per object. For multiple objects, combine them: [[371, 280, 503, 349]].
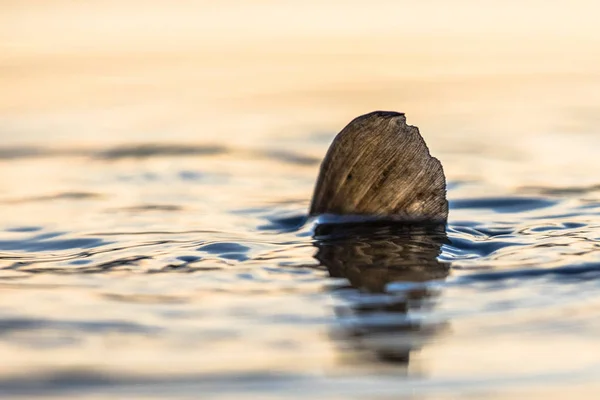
[[2, 1, 600, 399], [2, 1, 600, 145], [3, 1, 600, 191]]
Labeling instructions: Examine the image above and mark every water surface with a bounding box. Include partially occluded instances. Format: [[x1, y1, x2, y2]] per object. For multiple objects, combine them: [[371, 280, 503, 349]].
[[2, 1, 600, 398]]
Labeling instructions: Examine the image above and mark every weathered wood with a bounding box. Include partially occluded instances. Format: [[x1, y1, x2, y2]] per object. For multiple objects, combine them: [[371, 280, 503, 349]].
[[309, 111, 448, 222]]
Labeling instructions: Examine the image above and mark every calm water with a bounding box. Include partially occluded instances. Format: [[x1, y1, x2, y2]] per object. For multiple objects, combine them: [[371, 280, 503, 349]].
[[2, 1, 600, 398]]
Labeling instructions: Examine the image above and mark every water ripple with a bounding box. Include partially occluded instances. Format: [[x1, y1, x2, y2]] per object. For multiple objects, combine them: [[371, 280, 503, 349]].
[[2, 148, 600, 398]]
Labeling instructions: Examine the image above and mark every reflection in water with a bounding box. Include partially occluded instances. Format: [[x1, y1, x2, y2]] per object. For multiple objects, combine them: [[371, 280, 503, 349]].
[[314, 222, 449, 365], [1, 1, 600, 397]]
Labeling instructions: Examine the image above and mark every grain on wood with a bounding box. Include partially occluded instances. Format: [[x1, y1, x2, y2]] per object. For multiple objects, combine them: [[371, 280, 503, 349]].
[[309, 111, 448, 222]]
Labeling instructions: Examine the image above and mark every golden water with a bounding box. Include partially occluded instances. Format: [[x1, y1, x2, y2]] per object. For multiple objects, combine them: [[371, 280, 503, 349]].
[[1, 1, 600, 398]]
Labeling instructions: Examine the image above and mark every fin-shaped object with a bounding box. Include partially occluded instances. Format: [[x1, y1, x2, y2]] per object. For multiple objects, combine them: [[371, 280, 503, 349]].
[[309, 111, 447, 222]]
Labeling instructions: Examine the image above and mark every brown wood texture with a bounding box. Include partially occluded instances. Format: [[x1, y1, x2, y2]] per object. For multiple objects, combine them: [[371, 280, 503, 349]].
[[309, 111, 448, 222]]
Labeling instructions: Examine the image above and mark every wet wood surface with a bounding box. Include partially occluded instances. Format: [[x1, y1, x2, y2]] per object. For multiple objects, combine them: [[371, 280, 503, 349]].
[[310, 111, 448, 222]]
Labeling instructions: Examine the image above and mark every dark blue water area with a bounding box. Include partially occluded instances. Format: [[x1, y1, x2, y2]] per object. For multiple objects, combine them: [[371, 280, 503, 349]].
[[0, 231, 111, 252], [258, 214, 309, 232], [239, 205, 310, 233], [452, 262, 600, 283], [450, 196, 558, 213], [197, 242, 251, 261], [0, 317, 160, 337], [176, 255, 202, 263], [4, 226, 43, 233]]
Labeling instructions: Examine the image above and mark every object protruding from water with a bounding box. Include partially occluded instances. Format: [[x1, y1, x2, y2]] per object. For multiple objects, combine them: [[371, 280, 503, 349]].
[[309, 111, 448, 222]]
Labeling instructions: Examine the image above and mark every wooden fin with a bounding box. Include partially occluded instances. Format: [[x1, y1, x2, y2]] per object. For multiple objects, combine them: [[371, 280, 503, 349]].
[[309, 111, 447, 222]]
